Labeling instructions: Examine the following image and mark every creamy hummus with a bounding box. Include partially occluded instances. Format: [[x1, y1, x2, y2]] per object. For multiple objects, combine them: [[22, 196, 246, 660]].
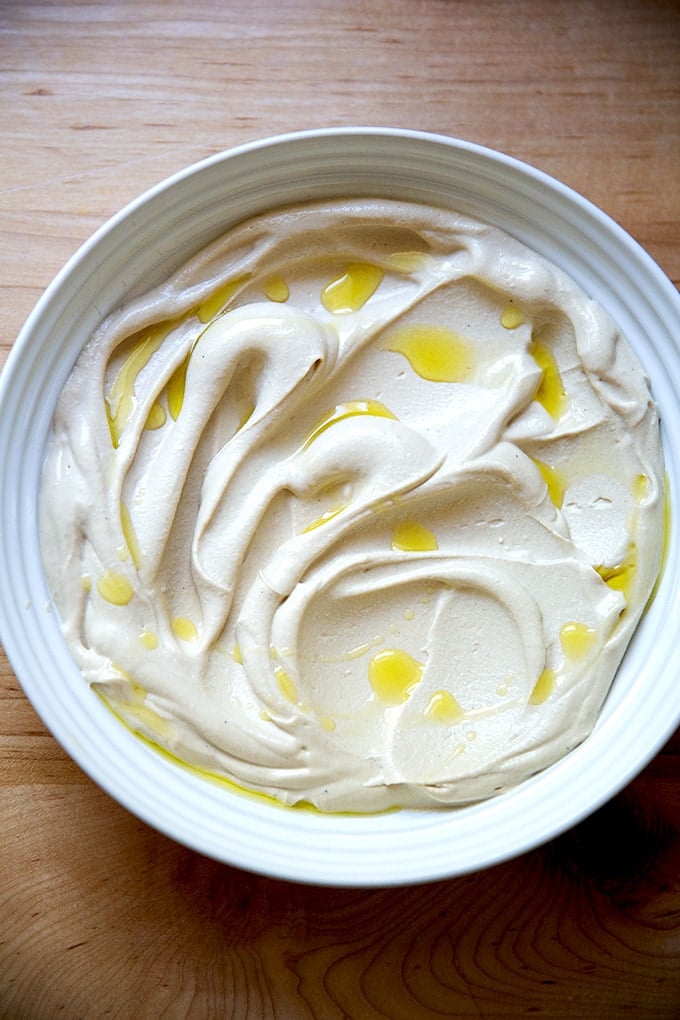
[[40, 199, 665, 811]]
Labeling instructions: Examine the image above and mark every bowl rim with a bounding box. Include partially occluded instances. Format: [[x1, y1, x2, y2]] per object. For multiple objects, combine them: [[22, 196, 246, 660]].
[[1, 126, 679, 887]]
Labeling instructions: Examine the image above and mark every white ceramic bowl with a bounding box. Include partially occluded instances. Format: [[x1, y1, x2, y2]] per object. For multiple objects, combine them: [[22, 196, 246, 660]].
[[1, 129, 678, 886]]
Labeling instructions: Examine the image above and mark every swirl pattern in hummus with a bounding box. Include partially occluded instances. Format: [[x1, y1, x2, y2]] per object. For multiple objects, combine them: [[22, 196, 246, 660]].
[[40, 199, 664, 811]]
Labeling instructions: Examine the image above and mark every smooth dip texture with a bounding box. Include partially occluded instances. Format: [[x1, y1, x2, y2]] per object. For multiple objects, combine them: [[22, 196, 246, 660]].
[[40, 199, 665, 811]]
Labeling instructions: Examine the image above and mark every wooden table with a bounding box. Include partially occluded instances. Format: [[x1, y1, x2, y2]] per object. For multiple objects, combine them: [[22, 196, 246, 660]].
[[1, 2, 679, 1017]]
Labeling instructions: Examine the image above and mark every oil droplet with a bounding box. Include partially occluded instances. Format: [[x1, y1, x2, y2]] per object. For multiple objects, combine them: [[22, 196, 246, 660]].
[[382, 324, 474, 383], [560, 621, 597, 659], [648, 472, 670, 609], [171, 617, 198, 642], [384, 251, 429, 273], [124, 699, 171, 738], [345, 637, 383, 660], [533, 458, 566, 508], [500, 301, 525, 329], [139, 630, 158, 650], [424, 689, 464, 723], [368, 648, 424, 705], [144, 401, 166, 430], [391, 520, 439, 552], [275, 665, 299, 705], [80, 574, 92, 592], [106, 324, 170, 447], [321, 262, 383, 313], [167, 354, 189, 420], [529, 668, 555, 705], [595, 544, 637, 605], [320, 715, 336, 733], [120, 501, 142, 570], [403, 608, 415, 621], [633, 473, 649, 503], [97, 570, 134, 606], [231, 642, 243, 664], [529, 336, 568, 419], [302, 399, 397, 449], [303, 504, 348, 533], [111, 663, 134, 690], [263, 274, 290, 303], [197, 274, 250, 323]]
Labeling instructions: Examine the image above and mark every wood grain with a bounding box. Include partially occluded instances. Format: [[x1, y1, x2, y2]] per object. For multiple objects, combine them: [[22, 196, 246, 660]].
[[1, 2, 679, 1017]]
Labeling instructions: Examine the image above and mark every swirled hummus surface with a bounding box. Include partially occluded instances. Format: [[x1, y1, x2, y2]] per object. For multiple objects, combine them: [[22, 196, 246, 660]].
[[40, 199, 664, 811]]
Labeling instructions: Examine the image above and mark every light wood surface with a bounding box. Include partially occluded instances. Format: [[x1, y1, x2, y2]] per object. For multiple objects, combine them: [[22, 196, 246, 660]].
[[1, 2, 679, 1017]]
